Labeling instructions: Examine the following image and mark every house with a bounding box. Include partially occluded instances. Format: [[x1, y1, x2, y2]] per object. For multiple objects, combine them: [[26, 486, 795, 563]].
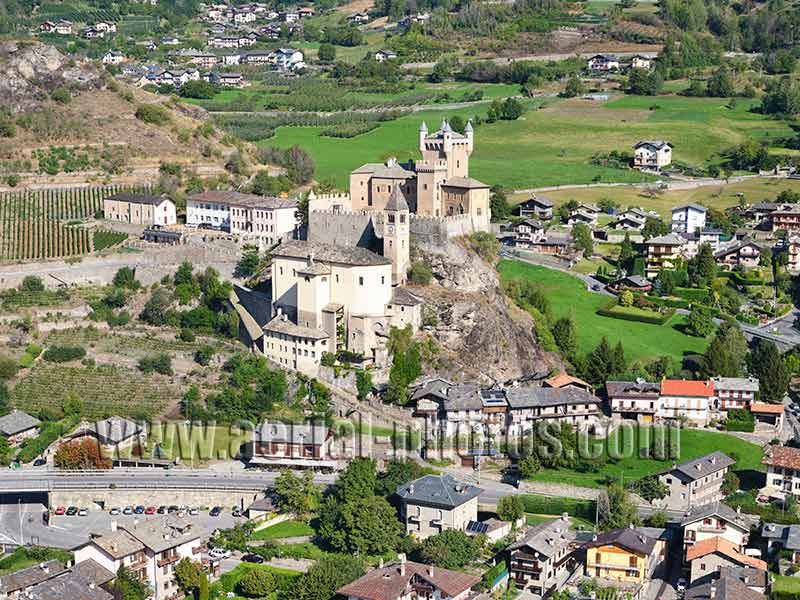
[[74, 520, 203, 600], [237, 34, 257, 47], [771, 206, 800, 233], [517, 196, 554, 220], [584, 526, 670, 584], [103, 193, 176, 226], [608, 275, 653, 294], [94, 21, 117, 33], [762, 445, 800, 499], [337, 556, 480, 600], [507, 515, 578, 595], [0, 410, 41, 446], [630, 55, 653, 70], [395, 474, 481, 539], [280, 10, 300, 22], [160, 36, 180, 45], [186, 191, 298, 244], [511, 219, 545, 248], [142, 227, 183, 245], [78, 416, 146, 456], [605, 380, 661, 424], [686, 567, 768, 600], [633, 140, 672, 170], [16, 559, 116, 600], [680, 502, 757, 557], [587, 54, 620, 71], [375, 49, 398, 62], [0, 561, 69, 599], [567, 209, 598, 226], [657, 452, 735, 511], [246, 497, 276, 521], [658, 379, 715, 425], [249, 421, 333, 468], [610, 213, 646, 231], [191, 53, 218, 68], [544, 372, 592, 392], [686, 536, 766, 584], [672, 204, 708, 234], [210, 72, 245, 87], [209, 36, 240, 48], [712, 377, 759, 416], [82, 27, 105, 39], [348, 12, 370, 24], [222, 53, 242, 65], [750, 402, 784, 431], [762, 522, 800, 563], [714, 241, 761, 270], [411, 382, 503, 439], [243, 51, 273, 65], [298, 7, 315, 18], [273, 48, 305, 72], [101, 51, 124, 65], [44, 19, 73, 34], [645, 233, 685, 277], [506, 386, 603, 434]]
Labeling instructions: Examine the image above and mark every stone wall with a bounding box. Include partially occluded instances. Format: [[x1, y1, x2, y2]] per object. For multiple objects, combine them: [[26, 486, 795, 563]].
[[49, 487, 268, 510]]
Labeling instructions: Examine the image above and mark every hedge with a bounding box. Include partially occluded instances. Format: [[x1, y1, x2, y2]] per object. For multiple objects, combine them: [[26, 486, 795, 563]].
[[673, 287, 711, 302], [519, 494, 596, 521], [642, 295, 690, 310], [596, 300, 675, 325], [717, 271, 765, 286], [43, 345, 86, 363]]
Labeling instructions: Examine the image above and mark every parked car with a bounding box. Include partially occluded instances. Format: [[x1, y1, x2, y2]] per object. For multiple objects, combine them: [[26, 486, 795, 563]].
[[209, 506, 222, 517], [145, 506, 156, 515], [54, 506, 66, 516], [66, 506, 78, 516], [78, 508, 89, 517], [123, 506, 133, 515], [109, 507, 121, 516], [242, 554, 264, 564], [677, 578, 687, 593], [232, 507, 243, 518], [208, 547, 231, 560], [33, 458, 47, 467], [188, 508, 199, 516], [168, 505, 179, 514], [157, 506, 167, 514], [134, 505, 145, 514]]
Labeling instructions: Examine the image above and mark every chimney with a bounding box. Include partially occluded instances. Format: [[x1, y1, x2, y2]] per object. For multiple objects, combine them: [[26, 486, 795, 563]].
[[710, 584, 717, 599], [40, 563, 49, 574], [89, 582, 96, 590], [110, 520, 117, 532], [399, 553, 406, 576], [428, 565, 434, 577]]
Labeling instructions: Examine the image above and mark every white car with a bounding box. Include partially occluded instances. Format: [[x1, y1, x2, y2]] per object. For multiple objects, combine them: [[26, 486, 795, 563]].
[[78, 508, 89, 517], [208, 548, 231, 560], [188, 508, 199, 516], [676, 578, 687, 593], [109, 507, 121, 515]]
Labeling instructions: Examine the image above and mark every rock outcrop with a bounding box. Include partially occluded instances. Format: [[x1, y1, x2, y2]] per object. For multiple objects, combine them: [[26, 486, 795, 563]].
[[411, 238, 561, 383], [0, 41, 104, 111]]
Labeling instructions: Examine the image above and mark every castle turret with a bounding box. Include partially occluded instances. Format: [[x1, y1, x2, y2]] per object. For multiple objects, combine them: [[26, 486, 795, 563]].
[[465, 119, 474, 152], [418, 121, 428, 153], [383, 186, 410, 286]]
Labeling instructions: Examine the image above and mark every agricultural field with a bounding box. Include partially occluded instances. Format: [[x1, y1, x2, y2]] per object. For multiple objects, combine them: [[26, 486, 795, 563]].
[[496, 259, 711, 363], [265, 94, 794, 189], [0, 184, 148, 262]]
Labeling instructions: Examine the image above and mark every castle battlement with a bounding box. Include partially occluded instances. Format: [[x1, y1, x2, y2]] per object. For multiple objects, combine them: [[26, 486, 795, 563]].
[[310, 208, 381, 218], [410, 213, 473, 224], [312, 192, 351, 201]]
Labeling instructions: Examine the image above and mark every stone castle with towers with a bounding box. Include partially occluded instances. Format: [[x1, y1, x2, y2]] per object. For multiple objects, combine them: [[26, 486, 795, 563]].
[[255, 121, 491, 376]]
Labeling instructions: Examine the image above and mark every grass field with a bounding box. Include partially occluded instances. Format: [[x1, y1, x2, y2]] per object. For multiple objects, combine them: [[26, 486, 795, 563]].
[[251, 519, 315, 541], [0, 548, 72, 575], [146, 423, 251, 464], [496, 259, 710, 363], [527, 426, 764, 488], [266, 94, 794, 189], [773, 575, 800, 594], [213, 564, 301, 600]]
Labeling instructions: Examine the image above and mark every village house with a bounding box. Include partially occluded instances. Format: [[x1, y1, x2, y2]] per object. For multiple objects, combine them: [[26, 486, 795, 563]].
[[587, 54, 620, 71], [686, 536, 766, 584], [517, 196, 554, 220], [750, 403, 784, 432], [657, 452, 734, 511], [222, 53, 242, 65], [273, 48, 305, 71], [242, 51, 273, 65], [192, 53, 218, 68], [630, 55, 653, 69], [714, 241, 762, 270], [711, 377, 759, 417], [511, 219, 545, 248], [348, 11, 370, 24], [209, 36, 240, 48], [605, 380, 661, 424], [507, 515, 578, 596], [567, 209, 598, 226], [412, 382, 506, 439], [103, 193, 177, 226], [74, 520, 203, 600], [672, 204, 707, 234], [0, 410, 41, 446], [70, 416, 146, 457], [249, 421, 334, 468], [101, 51, 124, 65], [82, 26, 106, 39], [771, 206, 800, 233], [375, 49, 398, 62], [634, 141, 672, 170], [762, 522, 800, 563], [505, 386, 603, 434], [544, 372, 592, 392], [0, 560, 69, 599], [39, 19, 73, 34], [762, 445, 800, 499], [210, 72, 245, 87], [584, 526, 670, 584], [13, 560, 116, 600], [645, 233, 686, 277], [610, 212, 646, 231], [337, 556, 480, 600], [658, 379, 715, 424], [680, 502, 757, 558], [607, 275, 652, 295], [686, 567, 769, 600], [395, 475, 481, 540], [186, 190, 298, 245]]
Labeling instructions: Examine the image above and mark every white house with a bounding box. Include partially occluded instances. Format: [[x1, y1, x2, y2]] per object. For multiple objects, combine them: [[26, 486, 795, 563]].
[[671, 203, 707, 234], [634, 141, 672, 170], [102, 51, 125, 65], [375, 49, 398, 62], [657, 379, 715, 425], [630, 55, 653, 70], [587, 54, 620, 71], [274, 48, 304, 72]]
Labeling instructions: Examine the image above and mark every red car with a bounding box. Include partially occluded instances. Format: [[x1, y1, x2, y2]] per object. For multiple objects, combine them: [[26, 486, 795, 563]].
[[145, 506, 156, 515], [54, 506, 66, 515]]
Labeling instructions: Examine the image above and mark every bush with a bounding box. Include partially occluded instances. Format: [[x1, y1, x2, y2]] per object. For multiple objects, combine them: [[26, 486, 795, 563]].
[[51, 87, 71, 104], [0, 356, 19, 380], [20, 276, 45, 292], [194, 345, 214, 366], [596, 300, 675, 325], [519, 494, 596, 521], [0, 117, 17, 138], [726, 408, 755, 432], [135, 104, 171, 125], [408, 261, 432, 285], [42, 346, 86, 363], [138, 353, 173, 375]]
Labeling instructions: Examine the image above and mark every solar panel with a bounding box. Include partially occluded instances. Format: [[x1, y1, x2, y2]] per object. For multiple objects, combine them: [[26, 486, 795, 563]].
[[467, 521, 489, 534]]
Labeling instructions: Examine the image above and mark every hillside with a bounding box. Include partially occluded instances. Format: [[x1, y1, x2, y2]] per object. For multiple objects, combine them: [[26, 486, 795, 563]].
[[0, 41, 235, 188]]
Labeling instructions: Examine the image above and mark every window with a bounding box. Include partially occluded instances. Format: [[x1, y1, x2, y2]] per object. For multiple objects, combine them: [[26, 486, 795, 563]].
[[381, 276, 385, 284], [359, 276, 364, 285]]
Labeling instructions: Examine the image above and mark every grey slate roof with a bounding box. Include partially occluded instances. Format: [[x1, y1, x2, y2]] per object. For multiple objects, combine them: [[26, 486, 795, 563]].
[[352, 162, 414, 179], [605, 380, 660, 398], [443, 384, 483, 411], [672, 203, 708, 213], [685, 568, 767, 600], [273, 240, 391, 266], [385, 185, 409, 212], [505, 386, 600, 409], [106, 193, 165, 206], [263, 315, 329, 340], [584, 526, 657, 555], [86, 529, 144, 559], [635, 140, 671, 150], [22, 571, 113, 600], [396, 474, 482, 509], [256, 421, 329, 445], [761, 522, 800, 550], [391, 287, 422, 306], [680, 501, 757, 531], [125, 521, 200, 554], [88, 417, 143, 445], [0, 409, 41, 436], [70, 559, 115, 587], [711, 377, 760, 393], [411, 377, 452, 402], [507, 516, 575, 558], [672, 452, 735, 481], [442, 176, 489, 189], [647, 233, 685, 245], [188, 191, 297, 210], [0, 561, 67, 594]]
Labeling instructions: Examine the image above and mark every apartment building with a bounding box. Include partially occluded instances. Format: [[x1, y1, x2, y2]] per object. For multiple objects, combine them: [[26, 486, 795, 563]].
[[584, 526, 670, 584], [507, 515, 578, 596], [771, 207, 800, 233], [505, 386, 603, 434], [74, 520, 203, 600], [657, 379, 715, 425], [762, 445, 800, 498], [658, 452, 735, 511], [672, 204, 708, 234], [712, 377, 759, 416], [645, 234, 685, 277], [395, 475, 481, 540], [605, 380, 660, 423], [680, 502, 756, 558], [250, 421, 333, 468]]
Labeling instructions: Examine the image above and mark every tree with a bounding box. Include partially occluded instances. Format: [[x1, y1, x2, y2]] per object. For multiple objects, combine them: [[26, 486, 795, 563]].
[[113, 566, 148, 600], [0, 356, 18, 380], [174, 261, 194, 287], [722, 471, 740, 495], [598, 484, 639, 531], [620, 290, 634, 307], [237, 568, 275, 598], [408, 262, 432, 285], [501, 98, 524, 120], [318, 494, 403, 554], [376, 459, 422, 497], [572, 223, 593, 257], [490, 187, 511, 222], [625, 475, 668, 502], [497, 496, 524, 522], [194, 345, 214, 366], [686, 306, 715, 337], [235, 245, 261, 278], [419, 529, 483, 569], [703, 321, 748, 377], [586, 337, 613, 384], [288, 554, 365, 600], [112, 267, 139, 290], [284, 145, 315, 184], [688, 243, 716, 285], [20, 276, 44, 292], [706, 66, 735, 97], [748, 340, 790, 403], [179, 80, 218, 99], [355, 369, 373, 401], [618, 232, 634, 273], [0, 382, 9, 416], [645, 510, 668, 528], [563, 75, 584, 98], [610, 341, 627, 375], [642, 217, 669, 240], [335, 457, 377, 502], [627, 68, 663, 95], [55, 438, 111, 470], [518, 453, 541, 478], [551, 317, 578, 358], [318, 43, 336, 62], [174, 558, 203, 597], [140, 288, 173, 326], [274, 469, 321, 517]]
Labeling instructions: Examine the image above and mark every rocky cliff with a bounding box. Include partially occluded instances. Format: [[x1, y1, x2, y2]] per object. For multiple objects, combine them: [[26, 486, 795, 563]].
[[411, 238, 561, 383]]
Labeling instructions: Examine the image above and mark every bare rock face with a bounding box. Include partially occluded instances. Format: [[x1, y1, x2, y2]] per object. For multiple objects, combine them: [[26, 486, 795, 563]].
[[0, 41, 104, 111], [412, 239, 561, 383]]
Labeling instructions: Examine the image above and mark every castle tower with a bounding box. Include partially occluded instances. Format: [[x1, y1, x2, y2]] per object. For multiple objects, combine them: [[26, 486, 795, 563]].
[[383, 186, 410, 286], [418, 121, 428, 154]]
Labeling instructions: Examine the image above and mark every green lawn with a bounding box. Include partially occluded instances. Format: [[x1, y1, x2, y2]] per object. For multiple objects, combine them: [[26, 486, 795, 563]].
[[772, 575, 800, 594], [214, 564, 301, 600], [0, 548, 71, 576], [496, 259, 710, 364], [528, 427, 764, 488], [251, 520, 315, 541], [265, 94, 793, 189]]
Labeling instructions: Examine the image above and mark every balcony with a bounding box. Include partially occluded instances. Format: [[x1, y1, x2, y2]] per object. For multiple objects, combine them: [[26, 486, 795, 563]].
[[698, 526, 727, 534], [587, 562, 639, 573], [158, 554, 180, 568], [192, 546, 204, 555]]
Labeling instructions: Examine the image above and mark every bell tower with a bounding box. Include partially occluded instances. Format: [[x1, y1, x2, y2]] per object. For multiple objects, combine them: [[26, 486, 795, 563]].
[[383, 185, 410, 286]]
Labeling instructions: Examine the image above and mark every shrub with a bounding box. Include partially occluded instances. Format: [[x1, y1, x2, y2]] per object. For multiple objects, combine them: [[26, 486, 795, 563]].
[[0, 117, 17, 138], [20, 276, 45, 292], [0, 356, 19, 380], [194, 345, 214, 366], [51, 87, 71, 104], [408, 261, 432, 285], [138, 353, 173, 375], [135, 104, 171, 125], [42, 346, 86, 363]]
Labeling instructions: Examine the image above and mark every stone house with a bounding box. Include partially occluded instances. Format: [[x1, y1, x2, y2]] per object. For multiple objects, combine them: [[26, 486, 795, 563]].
[[507, 515, 578, 595], [517, 196, 554, 220], [505, 386, 603, 434], [686, 536, 766, 584], [395, 475, 481, 540], [634, 141, 672, 170], [657, 452, 734, 511], [0, 559, 115, 600], [606, 380, 660, 424], [686, 568, 769, 600], [630, 55, 653, 69], [0, 410, 41, 446], [103, 193, 176, 226], [511, 219, 545, 248], [712, 377, 759, 417], [714, 241, 762, 270], [762, 445, 800, 498]]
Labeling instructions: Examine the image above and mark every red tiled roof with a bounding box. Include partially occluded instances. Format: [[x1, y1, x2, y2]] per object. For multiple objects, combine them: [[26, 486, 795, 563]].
[[763, 445, 800, 470], [750, 402, 784, 414], [685, 536, 766, 571], [336, 561, 480, 600], [660, 379, 715, 397], [545, 372, 591, 390]]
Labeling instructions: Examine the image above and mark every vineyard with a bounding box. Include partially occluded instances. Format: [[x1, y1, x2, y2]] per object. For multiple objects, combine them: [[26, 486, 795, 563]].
[[0, 184, 149, 262], [33, 2, 120, 25], [93, 230, 128, 251]]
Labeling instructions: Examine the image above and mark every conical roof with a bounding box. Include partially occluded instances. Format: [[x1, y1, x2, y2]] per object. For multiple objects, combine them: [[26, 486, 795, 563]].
[[385, 185, 409, 212]]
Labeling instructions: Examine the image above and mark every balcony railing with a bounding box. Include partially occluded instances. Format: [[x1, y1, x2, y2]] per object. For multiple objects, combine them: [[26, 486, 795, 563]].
[[158, 554, 180, 568]]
